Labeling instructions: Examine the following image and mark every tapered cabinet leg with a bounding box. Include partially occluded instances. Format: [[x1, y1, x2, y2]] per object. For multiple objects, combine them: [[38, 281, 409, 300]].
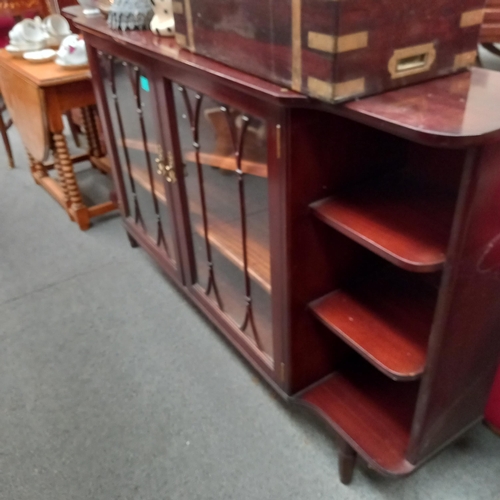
[[127, 232, 139, 248], [338, 438, 357, 485]]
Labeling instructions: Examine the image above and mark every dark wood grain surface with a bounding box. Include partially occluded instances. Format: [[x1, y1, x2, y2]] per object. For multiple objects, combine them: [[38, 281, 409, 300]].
[[299, 360, 419, 475], [339, 68, 500, 147], [311, 170, 456, 272], [172, 0, 484, 103], [310, 269, 437, 380]]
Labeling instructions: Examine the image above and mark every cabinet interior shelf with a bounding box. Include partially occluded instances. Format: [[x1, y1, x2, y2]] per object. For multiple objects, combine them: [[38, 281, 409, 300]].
[[192, 219, 271, 293], [129, 167, 271, 293], [121, 140, 268, 178], [310, 269, 437, 380], [130, 165, 168, 204], [184, 151, 268, 178], [299, 361, 419, 475], [310, 171, 456, 273]]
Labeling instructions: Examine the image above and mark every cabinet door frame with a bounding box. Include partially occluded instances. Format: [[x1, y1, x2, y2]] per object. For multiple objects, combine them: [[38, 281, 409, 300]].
[[86, 37, 184, 285], [155, 61, 288, 387]]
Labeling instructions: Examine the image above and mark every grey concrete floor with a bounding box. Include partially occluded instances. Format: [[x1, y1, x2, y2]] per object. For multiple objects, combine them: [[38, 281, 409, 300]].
[[1, 53, 500, 499]]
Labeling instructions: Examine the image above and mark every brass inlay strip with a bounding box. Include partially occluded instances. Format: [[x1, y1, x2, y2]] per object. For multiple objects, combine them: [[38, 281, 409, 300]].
[[184, 0, 195, 51], [388, 42, 436, 80], [308, 31, 368, 54], [175, 33, 187, 46], [307, 76, 365, 102], [454, 50, 477, 69], [307, 31, 368, 54], [460, 9, 485, 27], [334, 78, 365, 100], [291, 0, 302, 92], [308, 32, 335, 53], [172, 1, 184, 14], [337, 31, 369, 53]]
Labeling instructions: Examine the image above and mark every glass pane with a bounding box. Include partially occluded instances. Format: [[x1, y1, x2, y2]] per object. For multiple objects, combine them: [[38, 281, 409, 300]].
[[173, 84, 273, 361], [98, 52, 176, 264]]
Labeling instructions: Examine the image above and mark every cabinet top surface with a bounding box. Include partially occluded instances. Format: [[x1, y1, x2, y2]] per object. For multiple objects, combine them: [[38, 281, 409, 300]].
[[74, 15, 305, 102], [75, 13, 500, 147], [340, 68, 500, 147], [0, 50, 90, 88]]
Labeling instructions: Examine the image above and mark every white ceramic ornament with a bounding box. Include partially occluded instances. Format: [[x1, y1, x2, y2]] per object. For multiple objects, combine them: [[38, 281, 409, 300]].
[[150, 0, 175, 37], [108, 0, 154, 31], [56, 34, 88, 66]]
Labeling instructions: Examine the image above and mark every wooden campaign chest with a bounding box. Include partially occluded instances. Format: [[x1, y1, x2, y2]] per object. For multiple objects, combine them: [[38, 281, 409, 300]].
[[173, 0, 485, 103]]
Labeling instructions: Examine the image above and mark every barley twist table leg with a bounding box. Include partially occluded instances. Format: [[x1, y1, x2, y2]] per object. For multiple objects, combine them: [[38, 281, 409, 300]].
[[82, 106, 102, 158], [53, 132, 90, 230], [51, 139, 70, 205], [26, 149, 47, 182]]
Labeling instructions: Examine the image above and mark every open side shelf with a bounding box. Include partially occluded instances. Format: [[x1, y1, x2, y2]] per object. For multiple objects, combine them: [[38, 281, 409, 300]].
[[310, 269, 437, 380], [310, 171, 456, 273], [298, 360, 419, 476]]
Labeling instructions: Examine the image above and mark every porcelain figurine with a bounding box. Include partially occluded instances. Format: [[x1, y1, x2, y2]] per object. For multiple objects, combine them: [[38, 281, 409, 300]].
[[150, 0, 175, 37]]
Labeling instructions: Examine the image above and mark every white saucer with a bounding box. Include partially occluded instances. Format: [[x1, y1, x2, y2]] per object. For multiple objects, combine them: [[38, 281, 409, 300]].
[[55, 57, 89, 70], [23, 49, 57, 63], [6, 44, 27, 58]]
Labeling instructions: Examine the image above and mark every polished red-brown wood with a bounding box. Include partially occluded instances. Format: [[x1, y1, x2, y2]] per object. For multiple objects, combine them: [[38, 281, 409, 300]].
[[311, 171, 456, 272], [336, 68, 500, 148], [174, 0, 484, 103], [481, 0, 500, 43], [299, 360, 419, 476], [310, 268, 437, 380]]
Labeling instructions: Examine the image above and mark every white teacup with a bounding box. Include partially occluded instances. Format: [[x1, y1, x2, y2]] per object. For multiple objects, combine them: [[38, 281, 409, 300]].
[[44, 14, 71, 37], [57, 35, 88, 66], [9, 19, 45, 48], [43, 14, 72, 47]]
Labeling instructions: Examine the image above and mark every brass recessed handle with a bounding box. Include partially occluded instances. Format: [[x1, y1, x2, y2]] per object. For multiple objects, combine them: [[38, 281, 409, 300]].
[[156, 149, 177, 183]]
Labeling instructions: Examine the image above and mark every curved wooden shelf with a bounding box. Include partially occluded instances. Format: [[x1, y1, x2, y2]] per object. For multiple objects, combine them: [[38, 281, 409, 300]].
[[310, 270, 437, 380], [298, 361, 419, 476], [311, 171, 455, 273]]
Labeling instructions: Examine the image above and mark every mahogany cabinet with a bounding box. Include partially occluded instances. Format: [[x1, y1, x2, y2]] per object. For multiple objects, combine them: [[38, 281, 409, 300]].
[[76, 15, 500, 485]]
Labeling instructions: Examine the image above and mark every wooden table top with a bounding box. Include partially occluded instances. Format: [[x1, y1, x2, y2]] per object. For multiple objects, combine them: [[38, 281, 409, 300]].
[[0, 50, 91, 88]]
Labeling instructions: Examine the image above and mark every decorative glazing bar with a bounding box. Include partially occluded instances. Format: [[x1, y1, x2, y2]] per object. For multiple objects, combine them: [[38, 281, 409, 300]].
[[221, 107, 263, 351], [128, 65, 170, 256], [178, 85, 224, 310], [105, 54, 145, 229]]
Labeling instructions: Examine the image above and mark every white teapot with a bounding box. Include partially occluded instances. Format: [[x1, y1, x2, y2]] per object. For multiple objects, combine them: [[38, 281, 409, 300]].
[[150, 0, 175, 37], [57, 34, 88, 66]]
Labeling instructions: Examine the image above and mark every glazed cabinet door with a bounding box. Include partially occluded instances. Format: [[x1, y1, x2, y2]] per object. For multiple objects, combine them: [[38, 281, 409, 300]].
[[162, 75, 282, 379], [91, 47, 180, 278]]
